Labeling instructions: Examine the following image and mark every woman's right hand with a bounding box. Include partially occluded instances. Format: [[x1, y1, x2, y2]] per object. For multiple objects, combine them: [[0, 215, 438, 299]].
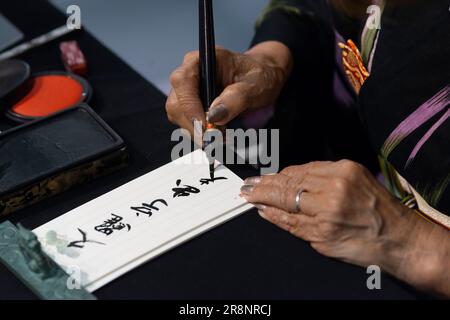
[[165, 41, 293, 136]]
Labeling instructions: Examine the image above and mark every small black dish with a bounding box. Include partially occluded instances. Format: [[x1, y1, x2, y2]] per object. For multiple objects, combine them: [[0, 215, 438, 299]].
[[0, 59, 30, 103]]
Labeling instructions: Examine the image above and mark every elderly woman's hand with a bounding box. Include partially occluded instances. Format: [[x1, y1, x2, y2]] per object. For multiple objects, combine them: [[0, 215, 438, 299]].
[[166, 41, 292, 136], [241, 160, 450, 296], [241, 160, 403, 266]]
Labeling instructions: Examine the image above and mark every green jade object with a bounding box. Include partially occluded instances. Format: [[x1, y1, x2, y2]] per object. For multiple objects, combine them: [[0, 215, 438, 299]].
[[0, 220, 96, 300]]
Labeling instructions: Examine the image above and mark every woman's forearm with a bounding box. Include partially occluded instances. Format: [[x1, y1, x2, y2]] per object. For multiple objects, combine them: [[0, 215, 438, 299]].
[[246, 41, 293, 82], [240, 41, 294, 107], [378, 207, 450, 297]]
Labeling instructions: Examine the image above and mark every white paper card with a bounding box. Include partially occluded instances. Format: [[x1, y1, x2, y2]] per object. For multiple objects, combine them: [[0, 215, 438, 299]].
[[34, 150, 253, 292]]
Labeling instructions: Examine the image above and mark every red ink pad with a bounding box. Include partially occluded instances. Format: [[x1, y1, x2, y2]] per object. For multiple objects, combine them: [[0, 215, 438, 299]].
[[5, 71, 91, 122]]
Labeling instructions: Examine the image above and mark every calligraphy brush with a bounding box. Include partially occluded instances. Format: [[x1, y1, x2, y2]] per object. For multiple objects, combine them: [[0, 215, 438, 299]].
[[199, 0, 218, 179]]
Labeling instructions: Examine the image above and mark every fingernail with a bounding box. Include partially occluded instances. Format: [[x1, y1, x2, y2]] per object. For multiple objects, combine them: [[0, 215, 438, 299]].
[[207, 104, 228, 123], [254, 203, 266, 210], [240, 184, 254, 195], [258, 210, 267, 219], [244, 176, 262, 185]]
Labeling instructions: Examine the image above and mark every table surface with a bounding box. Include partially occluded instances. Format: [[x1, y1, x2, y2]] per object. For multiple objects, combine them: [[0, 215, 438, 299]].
[[0, 0, 422, 300]]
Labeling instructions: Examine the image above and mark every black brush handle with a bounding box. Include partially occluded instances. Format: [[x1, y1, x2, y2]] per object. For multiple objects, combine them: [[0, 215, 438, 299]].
[[199, 0, 217, 113]]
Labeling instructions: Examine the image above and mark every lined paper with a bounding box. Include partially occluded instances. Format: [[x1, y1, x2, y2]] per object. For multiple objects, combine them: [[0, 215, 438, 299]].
[[34, 150, 253, 292]]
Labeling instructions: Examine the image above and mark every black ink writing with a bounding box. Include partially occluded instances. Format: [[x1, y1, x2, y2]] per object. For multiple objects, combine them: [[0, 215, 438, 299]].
[[172, 179, 200, 198], [129, 175, 228, 220], [94, 214, 131, 236], [131, 199, 168, 217], [199, 176, 228, 185], [67, 228, 105, 248]]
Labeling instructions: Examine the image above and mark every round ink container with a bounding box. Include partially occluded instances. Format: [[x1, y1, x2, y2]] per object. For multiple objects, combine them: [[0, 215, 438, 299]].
[[4, 70, 92, 123], [0, 60, 30, 103]]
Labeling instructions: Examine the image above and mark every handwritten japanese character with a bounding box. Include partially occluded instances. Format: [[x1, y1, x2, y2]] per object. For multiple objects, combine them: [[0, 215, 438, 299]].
[[172, 179, 200, 198], [199, 176, 228, 185], [131, 199, 168, 217], [95, 214, 131, 236], [67, 229, 105, 249]]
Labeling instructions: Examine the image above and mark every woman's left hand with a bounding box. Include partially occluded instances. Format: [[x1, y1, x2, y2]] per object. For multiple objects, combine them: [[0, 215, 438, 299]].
[[240, 160, 409, 267]]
